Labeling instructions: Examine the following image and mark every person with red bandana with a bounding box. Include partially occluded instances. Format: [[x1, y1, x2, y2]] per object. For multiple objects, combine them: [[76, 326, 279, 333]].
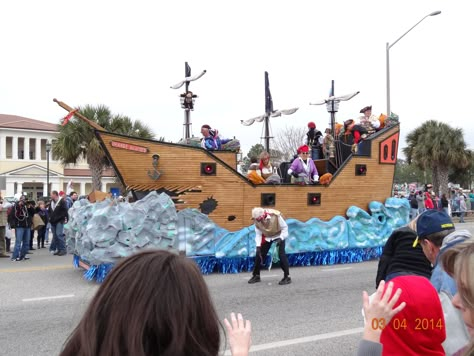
[[248, 207, 291, 285], [287, 145, 319, 184], [306, 121, 323, 160]]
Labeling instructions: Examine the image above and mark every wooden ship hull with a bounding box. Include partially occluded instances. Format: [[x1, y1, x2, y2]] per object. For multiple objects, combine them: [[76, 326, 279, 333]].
[[95, 124, 400, 231]]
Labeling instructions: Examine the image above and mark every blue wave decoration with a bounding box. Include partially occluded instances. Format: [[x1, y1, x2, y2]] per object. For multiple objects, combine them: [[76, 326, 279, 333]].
[[83, 264, 98, 281], [96, 263, 114, 283], [191, 247, 384, 274], [72, 197, 409, 281], [73, 254, 80, 268], [210, 198, 409, 259]]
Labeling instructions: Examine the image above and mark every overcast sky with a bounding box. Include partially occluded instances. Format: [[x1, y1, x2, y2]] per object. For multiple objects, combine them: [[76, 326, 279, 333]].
[[2, 0, 473, 157]]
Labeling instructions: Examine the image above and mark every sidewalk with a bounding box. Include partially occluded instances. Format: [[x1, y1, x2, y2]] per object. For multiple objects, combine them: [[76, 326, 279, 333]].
[[0, 241, 73, 271]]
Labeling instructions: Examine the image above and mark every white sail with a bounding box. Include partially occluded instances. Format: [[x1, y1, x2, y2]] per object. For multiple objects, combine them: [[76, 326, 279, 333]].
[[170, 70, 207, 89], [241, 114, 267, 126], [241, 107, 299, 126], [271, 107, 299, 117], [310, 91, 360, 105]]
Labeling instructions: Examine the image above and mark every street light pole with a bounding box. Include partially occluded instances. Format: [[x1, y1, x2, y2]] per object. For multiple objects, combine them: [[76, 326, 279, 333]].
[[386, 10, 441, 116], [46, 141, 51, 197]]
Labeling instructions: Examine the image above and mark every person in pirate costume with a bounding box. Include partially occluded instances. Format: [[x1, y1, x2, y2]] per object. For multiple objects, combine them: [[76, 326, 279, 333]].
[[306, 121, 323, 160], [287, 145, 319, 184], [358, 105, 380, 134], [248, 207, 291, 285], [342, 119, 369, 153]]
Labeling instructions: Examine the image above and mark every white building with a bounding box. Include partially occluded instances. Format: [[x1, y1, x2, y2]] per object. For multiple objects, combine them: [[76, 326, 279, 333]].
[[0, 114, 121, 199]]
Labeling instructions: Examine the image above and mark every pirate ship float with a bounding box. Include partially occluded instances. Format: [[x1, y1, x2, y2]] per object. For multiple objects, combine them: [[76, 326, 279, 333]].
[[54, 69, 408, 279], [54, 71, 402, 232], [53, 105, 401, 232]]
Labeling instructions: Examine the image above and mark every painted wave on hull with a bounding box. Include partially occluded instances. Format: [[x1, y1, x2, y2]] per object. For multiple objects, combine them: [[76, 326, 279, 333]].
[[183, 197, 410, 258], [66, 192, 410, 269]]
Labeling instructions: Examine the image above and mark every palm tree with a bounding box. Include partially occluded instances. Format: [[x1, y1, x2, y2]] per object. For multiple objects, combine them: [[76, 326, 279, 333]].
[[449, 151, 474, 189], [403, 120, 470, 196], [53, 104, 154, 191]]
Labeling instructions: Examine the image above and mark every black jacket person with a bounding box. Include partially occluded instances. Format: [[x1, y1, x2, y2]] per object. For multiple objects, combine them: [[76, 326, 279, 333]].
[[48, 191, 69, 255], [375, 226, 432, 288]]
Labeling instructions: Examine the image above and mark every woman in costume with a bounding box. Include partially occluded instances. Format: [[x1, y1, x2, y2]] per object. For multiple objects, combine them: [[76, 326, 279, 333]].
[[258, 151, 274, 179], [287, 145, 319, 184], [344, 119, 368, 145], [257, 151, 280, 184], [200, 124, 222, 150], [247, 157, 266, 185]]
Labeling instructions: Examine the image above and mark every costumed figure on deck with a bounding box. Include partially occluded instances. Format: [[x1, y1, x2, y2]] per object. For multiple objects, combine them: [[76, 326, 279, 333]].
[[342, 119, 368, 153], [258, 151, 281, 184], [306, 122, 323, 160], [335, 122, 344, 137], [247, 157, 266, 185], [287, 145, 319, 184], [248, 207, 291, 285], [200, 124, 231, 151], [358, 106, 380, 135], [322, 128, 334, 159]]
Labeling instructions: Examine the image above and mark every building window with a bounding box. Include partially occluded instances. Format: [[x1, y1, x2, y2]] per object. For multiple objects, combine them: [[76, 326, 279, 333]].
[[6, 137, 12, 159], [41, 139, 47, 160], [51, 139, 58, 161], [18, 138, 24, 159], [29, 138, 36, 159]]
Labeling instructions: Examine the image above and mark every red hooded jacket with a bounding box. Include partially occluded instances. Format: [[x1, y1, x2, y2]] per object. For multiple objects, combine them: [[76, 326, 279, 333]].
[[380, 276, 445, 356]]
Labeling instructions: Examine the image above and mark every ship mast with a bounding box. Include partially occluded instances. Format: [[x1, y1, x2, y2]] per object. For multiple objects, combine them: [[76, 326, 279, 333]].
[[241, 71, 298, 153], [263, 71, 273, 153], [170, 62, 206, 141], [310, 81, 359, 167]]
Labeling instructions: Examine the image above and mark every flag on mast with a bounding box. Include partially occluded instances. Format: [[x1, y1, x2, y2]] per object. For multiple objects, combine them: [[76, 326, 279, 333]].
[[61, 109, 78, 126], [185, 62, 191, 78], [265, 71, 273, 115]]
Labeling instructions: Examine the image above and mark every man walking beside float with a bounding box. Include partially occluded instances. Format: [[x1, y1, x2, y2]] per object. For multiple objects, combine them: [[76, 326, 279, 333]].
[[248, 207, 291, 285]]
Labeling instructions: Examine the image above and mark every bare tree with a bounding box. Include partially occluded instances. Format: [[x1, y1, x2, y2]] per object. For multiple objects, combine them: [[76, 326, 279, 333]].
[[273, 125, 306, 161]]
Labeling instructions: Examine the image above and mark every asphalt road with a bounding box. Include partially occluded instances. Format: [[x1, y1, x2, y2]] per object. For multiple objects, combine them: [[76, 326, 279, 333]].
[[1, 220, 473, 356]]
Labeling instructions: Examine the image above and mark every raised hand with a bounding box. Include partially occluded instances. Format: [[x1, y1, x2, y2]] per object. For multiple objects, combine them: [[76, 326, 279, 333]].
[[362, 280, 406, 342], [224, 312, 252, 356]]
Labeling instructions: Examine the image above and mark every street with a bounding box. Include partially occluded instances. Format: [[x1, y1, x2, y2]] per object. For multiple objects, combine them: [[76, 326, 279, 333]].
[[1, 220, 473, 356]]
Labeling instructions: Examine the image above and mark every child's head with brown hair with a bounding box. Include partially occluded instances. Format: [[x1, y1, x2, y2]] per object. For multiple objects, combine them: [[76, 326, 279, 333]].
[[61, 250, 221, 356]]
